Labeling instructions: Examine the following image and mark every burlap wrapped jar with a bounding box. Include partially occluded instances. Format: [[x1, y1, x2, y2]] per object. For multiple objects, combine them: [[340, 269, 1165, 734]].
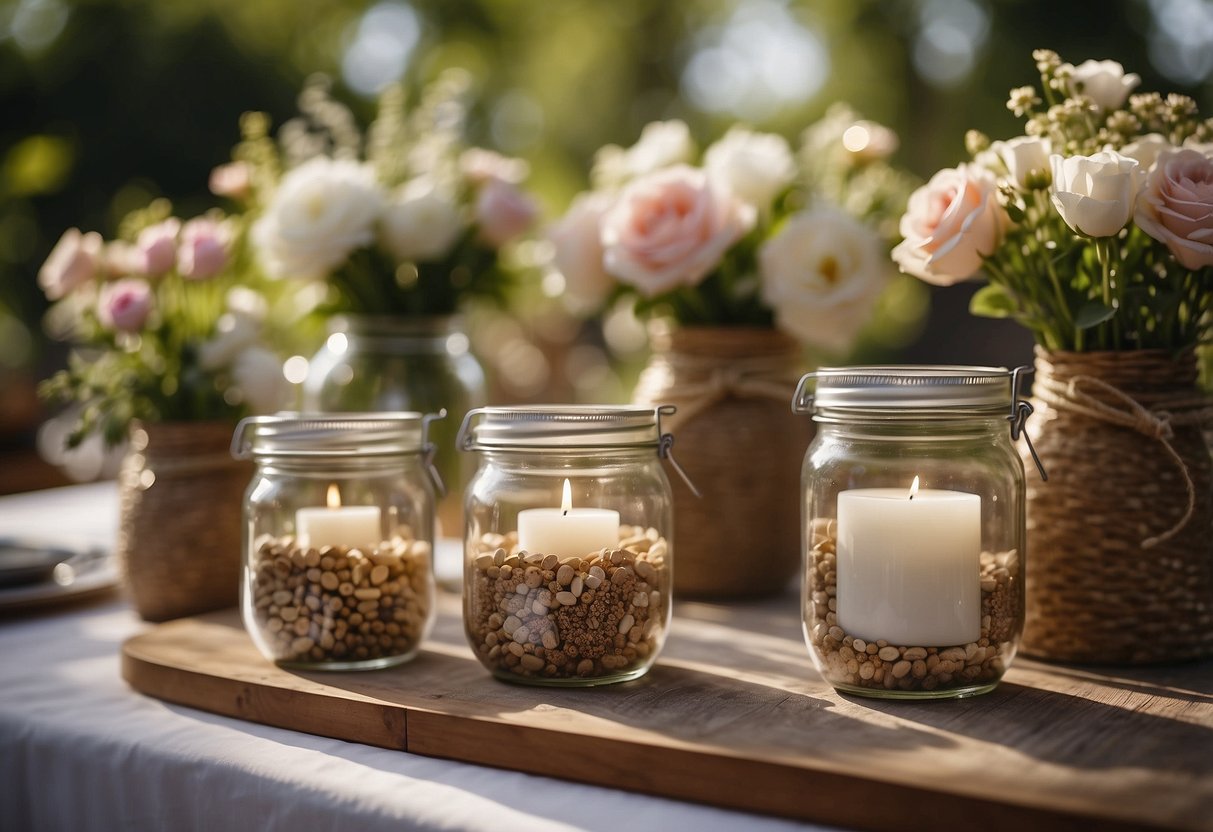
[[1023, 348, 1213, 664], [632, 326, 809, 598], [117, 421, 251, 621]]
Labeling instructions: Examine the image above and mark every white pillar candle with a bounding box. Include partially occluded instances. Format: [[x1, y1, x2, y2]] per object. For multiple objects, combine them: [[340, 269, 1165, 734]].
[[517, 479, 619, 558], [296, 484, 382, 550], [836, 479, 981, 647]]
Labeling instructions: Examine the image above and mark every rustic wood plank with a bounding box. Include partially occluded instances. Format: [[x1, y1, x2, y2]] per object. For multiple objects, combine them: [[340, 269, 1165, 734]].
[[121, 592, 1213, 832]]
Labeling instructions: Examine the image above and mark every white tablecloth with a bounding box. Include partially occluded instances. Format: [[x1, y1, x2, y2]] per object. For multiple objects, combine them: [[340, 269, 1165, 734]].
[[0, 484, 829, 832]]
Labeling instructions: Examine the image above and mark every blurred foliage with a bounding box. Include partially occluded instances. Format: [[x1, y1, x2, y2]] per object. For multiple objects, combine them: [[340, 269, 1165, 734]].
[[3, 0, 1211, 383]]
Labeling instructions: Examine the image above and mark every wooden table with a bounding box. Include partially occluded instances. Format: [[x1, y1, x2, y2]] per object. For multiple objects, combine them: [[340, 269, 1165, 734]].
[[123, 591, 1213, 832]]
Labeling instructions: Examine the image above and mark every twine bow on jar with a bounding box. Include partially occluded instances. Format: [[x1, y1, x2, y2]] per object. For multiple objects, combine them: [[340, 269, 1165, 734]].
[[636, 352, 801, 433], [1035, 370, 1213, 549]]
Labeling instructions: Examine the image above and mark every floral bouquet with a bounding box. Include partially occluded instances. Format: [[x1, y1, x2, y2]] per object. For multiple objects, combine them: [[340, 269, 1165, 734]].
[[893, 50, 1212, 353], [546, 110, 916, 599], [891, 50, 1213, 664], [39, 199, 285, 446], [549, 106, 916, 354], [223, 71, 539, 317]]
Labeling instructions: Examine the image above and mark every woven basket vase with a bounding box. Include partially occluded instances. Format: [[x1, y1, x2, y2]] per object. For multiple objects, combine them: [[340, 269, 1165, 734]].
[[117, 421, 251, 622], [632, 327, 810, 598], [1023, 349, 1213, 664]]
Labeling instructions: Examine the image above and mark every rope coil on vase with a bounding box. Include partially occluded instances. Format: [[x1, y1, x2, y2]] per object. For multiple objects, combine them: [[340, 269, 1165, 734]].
[[1034, 355, 1213, 549]]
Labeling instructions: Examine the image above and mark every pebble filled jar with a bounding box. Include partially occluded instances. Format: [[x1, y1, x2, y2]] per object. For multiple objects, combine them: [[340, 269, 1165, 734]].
[[793, 367, 1039, 700], [458, 406, 685, 686], [231, 412, 443, 671]]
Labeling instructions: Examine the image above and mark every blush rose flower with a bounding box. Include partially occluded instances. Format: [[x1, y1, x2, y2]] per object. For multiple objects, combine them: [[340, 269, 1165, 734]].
[[209, 162, 252, 199], [759, 206, 891, 352], [459, 148, 529, 185], [251, 157, 384, 279], [1134, 147, 1213, 270], [892, 165, 1007, 286], [178, 217, 231, 280], [1066, 59, 1141, 110], [474, 178, 539, 248], [97, 278, 153, 332], [1050, 151, 1144, 238], [703, 127, 796, 209], [548, 190, 614, 307], [601, 164, 755, 297], [380, 177, 465, 262], [135, 218, 181, 278], [38, 228, 103, 300]]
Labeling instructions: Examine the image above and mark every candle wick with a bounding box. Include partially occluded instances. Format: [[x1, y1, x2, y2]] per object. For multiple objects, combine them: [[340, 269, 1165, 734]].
[[562, 508, 568, 516], [908, 494, 914, 501]]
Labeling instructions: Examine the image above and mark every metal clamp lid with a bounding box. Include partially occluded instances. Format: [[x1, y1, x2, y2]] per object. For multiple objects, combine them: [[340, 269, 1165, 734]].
[[792, 365, 1047, 480], [457, 404, 700, 497], [231, 410, 448, 494]]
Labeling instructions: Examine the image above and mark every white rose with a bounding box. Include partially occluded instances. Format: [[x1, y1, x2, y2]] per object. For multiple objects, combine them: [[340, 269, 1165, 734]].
[[1066, 59, 1140, 110], [704, 127, 796, 209], [1182, 136, 1213, 156], [232, 347, 290, 414], [380, 177, 465, 262], [593, 120, 694, 186], [1050, 151, 1144, 238], [252, 157, 384, 279], [548, 190, 614, 307], [1120, 133, 1173, 170], [998, 136, 1052, 189], [198, 310, 261, 371], [759, 206, 891, 352]]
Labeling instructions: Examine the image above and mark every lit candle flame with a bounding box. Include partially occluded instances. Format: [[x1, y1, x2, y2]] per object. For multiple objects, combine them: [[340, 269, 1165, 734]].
[[326, 483, 342, 509], [908, 476, 920, 501], [561, 478, 572, 516]]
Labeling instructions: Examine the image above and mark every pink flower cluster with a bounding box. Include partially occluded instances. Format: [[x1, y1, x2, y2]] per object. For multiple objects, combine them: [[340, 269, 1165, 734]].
[[38, 215, 232, 333]]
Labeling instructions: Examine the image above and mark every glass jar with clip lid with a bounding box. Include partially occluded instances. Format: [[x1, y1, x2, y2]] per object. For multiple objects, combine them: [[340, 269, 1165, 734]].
[[792, 366, 1046, 699], [457, 405, 697, 686], [231, 411, 445, 670]]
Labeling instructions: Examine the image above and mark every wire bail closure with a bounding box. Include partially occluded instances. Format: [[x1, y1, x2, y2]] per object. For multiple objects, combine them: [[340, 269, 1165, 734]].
[[656, 405, 702, 498], [421, 410, 447, 496], [1009, 367, 1047, 481]]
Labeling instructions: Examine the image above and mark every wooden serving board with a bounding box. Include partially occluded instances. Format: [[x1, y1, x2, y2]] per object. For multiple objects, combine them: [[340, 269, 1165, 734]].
[[121, 592, 1213, 832]]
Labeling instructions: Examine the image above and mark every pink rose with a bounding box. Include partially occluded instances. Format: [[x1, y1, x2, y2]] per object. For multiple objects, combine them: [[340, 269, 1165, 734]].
[[178, 217, 231, 280], [892, 165, 1007, 286], [475, 178, 538, 248], [600, 164, 755, 297], [38, 228, 103, 300], [135, 218, 181, 277], [97, 278, 153, 332], [548, 191, 614, 307], [210, 162, 252, 198], [1134, 148, 1213, 270]]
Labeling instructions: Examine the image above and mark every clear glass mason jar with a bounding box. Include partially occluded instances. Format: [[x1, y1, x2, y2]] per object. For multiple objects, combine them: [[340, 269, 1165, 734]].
[[231, 412, 443, 671], [792, 367, 1041, 700], [458, 406, 688, 686], [302, 315, 486, 539]]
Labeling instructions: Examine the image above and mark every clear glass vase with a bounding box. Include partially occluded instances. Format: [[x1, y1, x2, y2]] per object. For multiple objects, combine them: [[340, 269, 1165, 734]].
[[303, 315, 486, 538]]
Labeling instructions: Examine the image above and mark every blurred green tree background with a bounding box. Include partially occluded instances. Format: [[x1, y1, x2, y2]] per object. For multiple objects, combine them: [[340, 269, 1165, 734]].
[[2, 0, 1210, 460]]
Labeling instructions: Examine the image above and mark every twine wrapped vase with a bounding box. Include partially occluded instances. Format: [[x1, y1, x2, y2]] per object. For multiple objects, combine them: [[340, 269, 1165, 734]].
[[632, 326, 809, 598], [1023, 348, 1213, 664], [117, 421, 251, 621]]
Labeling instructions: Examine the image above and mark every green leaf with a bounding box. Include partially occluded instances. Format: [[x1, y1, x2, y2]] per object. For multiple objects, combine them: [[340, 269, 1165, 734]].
[[969, 284, 1017, 319], [1075, 301, 1116, 329]]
